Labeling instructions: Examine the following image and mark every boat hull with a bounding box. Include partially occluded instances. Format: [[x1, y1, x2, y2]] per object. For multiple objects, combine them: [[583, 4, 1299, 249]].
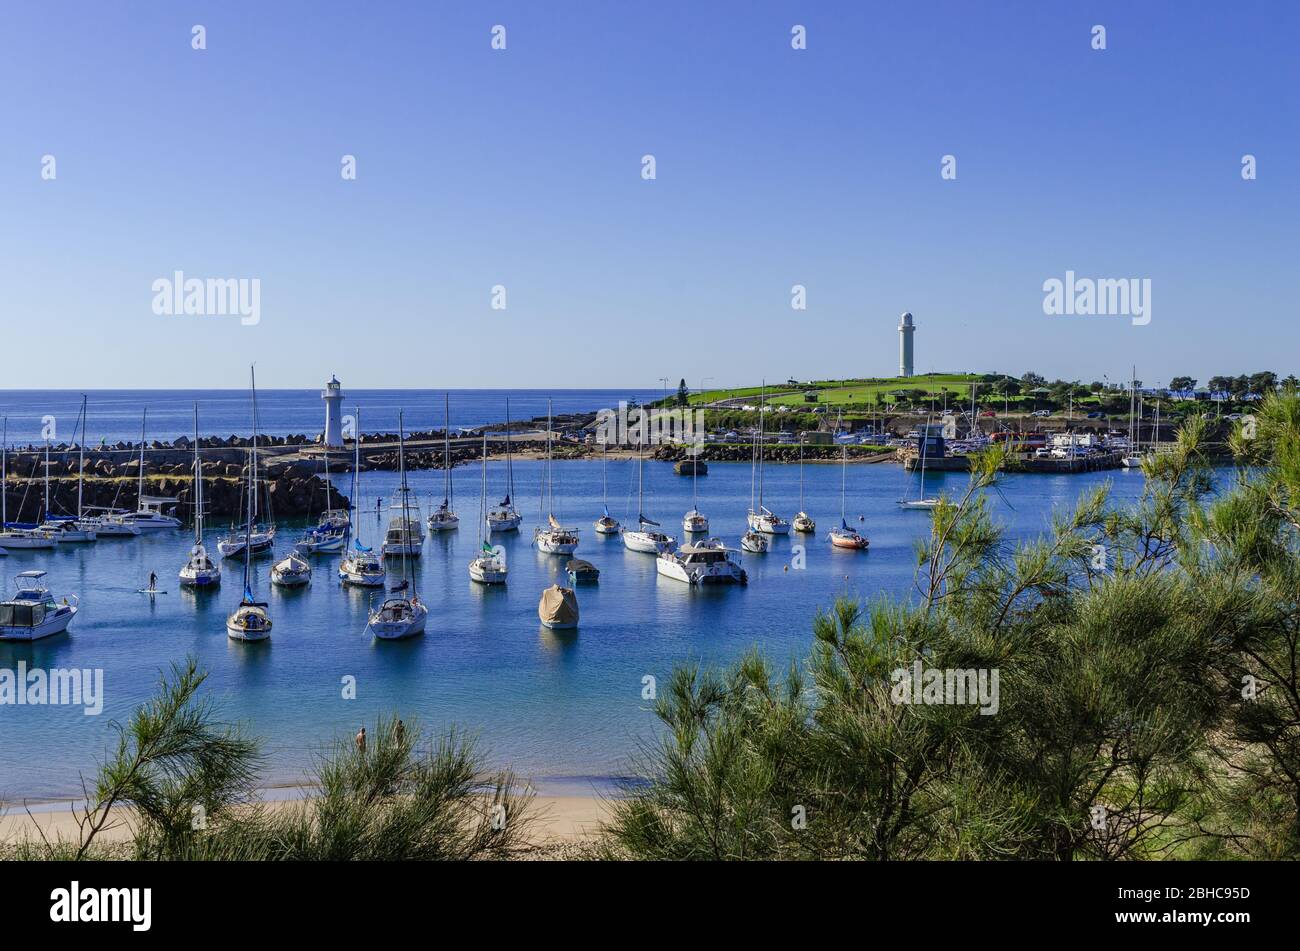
[[0, 534, 56, 550], [0, 605, 76, 641], [593, 518, 620, 535], [469, 558, 508, 584], [488, 513, 522, 533], [369, 602, 428, 639], [622, 531, 675, 554], [829, 531, 869, 550]]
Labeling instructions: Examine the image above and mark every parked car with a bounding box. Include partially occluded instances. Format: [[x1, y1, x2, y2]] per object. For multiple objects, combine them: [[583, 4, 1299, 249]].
[[1085, 411, 1107, 419], [980, 410, 996, 417], [1031, 410, 1053, 418]]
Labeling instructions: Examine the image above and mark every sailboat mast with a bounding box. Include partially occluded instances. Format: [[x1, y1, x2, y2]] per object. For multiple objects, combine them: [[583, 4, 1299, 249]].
[[637, 424, 644, 522], [398, 410, 412, 593], [193, 403, 202, 543], [77, 395, 87, 520], [352, 407, 361, 545], [757, 382, 765, 510], [444, 392, 452, 506], [138, 409, 146, 509], [1, 417, 6, 528], [799, 437, 805, 511], [243, 367, 257, 595], [43, 440, 50, 520], [505, 397, 514, 504], [480, 430, 487, 541], [547, 399, 554, 518]]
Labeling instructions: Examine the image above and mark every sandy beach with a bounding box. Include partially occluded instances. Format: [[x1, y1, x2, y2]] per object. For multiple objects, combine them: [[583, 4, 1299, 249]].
[[0, 792, 613, 857]]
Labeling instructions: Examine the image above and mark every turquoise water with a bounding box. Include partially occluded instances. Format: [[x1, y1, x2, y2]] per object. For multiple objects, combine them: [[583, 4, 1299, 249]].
[[0, 459, 1149, 799]]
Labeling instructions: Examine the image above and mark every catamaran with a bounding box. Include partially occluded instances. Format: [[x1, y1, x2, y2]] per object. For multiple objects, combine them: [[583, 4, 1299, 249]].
[[339, 407, 386, 587], [747, 384, 789, 534], [427, 393, 460, 533], [368, 410, 428, 639], [898, 415, 941, 509], [793, 436, 816, 533], [227, 368, 272, 643], [381, 416, 425, 557], [179, 404, 221, 587], [534, 400, 580, 555], [656, 537, 747, 585], [0, 571, 78, 641], [622, 424, 676, 554], [828, 434, 868, 550], [593, 437, 620, 535], [469, 431, 507, 584], [487, 398, 523, 533]]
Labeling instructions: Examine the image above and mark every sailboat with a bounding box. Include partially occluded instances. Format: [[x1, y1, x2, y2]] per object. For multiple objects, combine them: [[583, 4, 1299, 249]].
[[39, 396, 97, 543], [121, 410, 182, 531], [217, 400, 276, 557], [593, 437, 620, 535], [622, 423, 676, 554], [534, 400, 580, 555], [368, 410, 428, 639], [0, 418, 57, 550], [487, 398, 523, 533], [468, 431, 507, 584], [828, 433, 868, 550], [681, 440, 709, 534], [299, 446, 348, 553], [226, 368, 272, 643], [339, 406, 386, 587], [746, 384, 789, 534], [1121, 367, 1143, 468], [793, 436, 816, 533], [427, 392, 460, 533], [271, 544, 313, 587], [898, 415, 941, 509], [179, 403, 220, 587], [380, 414, 425, 557]]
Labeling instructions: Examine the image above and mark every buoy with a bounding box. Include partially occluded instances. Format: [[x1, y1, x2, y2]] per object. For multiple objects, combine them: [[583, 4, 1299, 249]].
[[783, 565, 789, 572]]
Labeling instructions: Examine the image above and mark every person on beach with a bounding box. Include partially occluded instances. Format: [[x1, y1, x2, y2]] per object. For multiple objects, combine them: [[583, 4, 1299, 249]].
[[355, 726, 366, 754]]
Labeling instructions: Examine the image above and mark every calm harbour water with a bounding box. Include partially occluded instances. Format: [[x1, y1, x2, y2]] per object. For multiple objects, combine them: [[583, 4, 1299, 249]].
[[0, 453, 1151, 801]]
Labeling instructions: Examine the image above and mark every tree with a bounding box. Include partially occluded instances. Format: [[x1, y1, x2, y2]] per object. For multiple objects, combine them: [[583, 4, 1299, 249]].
[[676, 379, 690, 407], [1169, 376, 1197, 392]]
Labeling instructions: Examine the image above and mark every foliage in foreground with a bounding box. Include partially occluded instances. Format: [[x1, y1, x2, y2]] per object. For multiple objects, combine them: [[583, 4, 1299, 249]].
[[605, 394, 1300, 860], [5, 661, 532, 861]]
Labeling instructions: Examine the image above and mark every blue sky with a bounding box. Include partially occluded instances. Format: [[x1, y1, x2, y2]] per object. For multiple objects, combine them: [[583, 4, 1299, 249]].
[[1, 1, 1295, 390]]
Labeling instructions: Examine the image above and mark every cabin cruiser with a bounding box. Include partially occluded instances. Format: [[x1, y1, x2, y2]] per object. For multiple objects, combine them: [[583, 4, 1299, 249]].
[[382, 510, 424, 556], [0, 571, 78, 641], [81, 511, 141, 537], [656, 538, 747, 585], [121, 499, 183, 531]]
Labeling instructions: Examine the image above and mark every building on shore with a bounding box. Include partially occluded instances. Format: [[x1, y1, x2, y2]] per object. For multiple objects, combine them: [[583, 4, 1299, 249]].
[[898, 312, 915, 377]]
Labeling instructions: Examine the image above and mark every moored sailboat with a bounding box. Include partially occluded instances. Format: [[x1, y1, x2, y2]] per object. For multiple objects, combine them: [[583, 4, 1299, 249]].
[[487, 397, 524, 533], [227, 368, 272, 643], [622, 425, 676, 554], [427, 392, 460, 533], [793, 436, 815, 533], [368, 410, 428, 639], [827, 434, 868, 550], [747, 384, 789, 534], [534, 400, 580, 555], [339, 407, 386, 588], [468, 431, 507, 584], [179, 404, 220, 587]]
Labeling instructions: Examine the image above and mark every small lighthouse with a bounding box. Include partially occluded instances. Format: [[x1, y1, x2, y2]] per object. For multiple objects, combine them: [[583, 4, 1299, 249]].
[[898, 312, 915, 377], [322, 375, 345, 447]]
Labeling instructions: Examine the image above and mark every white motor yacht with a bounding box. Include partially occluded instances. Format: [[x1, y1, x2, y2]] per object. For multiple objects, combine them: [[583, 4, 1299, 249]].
[[0, 571, 78, 641], [656, 537, 747, 585]]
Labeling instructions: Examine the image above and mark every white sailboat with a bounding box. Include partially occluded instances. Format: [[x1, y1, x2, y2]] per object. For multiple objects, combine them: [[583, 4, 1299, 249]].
[[298, 446, 348, 553], [593, 437, 620, 535], [39, 396, 97, 543], [427, 392, 461, 533], [122, 410, 183, 531], [217, 408, 276, 558], [487, 397, 523, 533], [899, 414, 941, 509], [339, 406, 386, 587], [271, 544, 313, 587], [381, 415, 425, 557], [747, 384, 789, 534], [828, 435, 868, 550], [1121, 367, 1143, 468], [227, 368, 272, 643], [469, 431, 507, 584], [179, 403, 220, 588], [0, 419, 57, 550], [622, 426, 676, 554], [793, 436, 816, 533], [368, 410, 428, 639], [681, 437, 709, 535], [534, 400, 580, 555]]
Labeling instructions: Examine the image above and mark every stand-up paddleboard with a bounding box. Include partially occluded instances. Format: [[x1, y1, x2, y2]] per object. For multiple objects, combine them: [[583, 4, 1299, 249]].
[[137, 587, 168, 595]]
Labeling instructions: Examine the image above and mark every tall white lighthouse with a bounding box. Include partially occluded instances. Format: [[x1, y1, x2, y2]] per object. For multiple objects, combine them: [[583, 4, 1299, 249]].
[[898, 312, 915, 378], [322, 375, 345, 447]]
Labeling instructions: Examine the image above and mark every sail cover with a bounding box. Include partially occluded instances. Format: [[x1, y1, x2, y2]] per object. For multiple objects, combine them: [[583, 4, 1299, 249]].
[[548, 514, 562, 530], [538, 584, 579, 627]]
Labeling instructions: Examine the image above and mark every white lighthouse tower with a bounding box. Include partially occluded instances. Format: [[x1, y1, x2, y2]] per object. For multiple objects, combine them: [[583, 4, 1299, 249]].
[[322, 375, 345, 447], [898, 312, 915, 378]]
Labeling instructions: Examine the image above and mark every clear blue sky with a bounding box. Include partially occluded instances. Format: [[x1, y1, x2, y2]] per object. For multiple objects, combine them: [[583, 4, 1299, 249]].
[[2, 1, 1295, 390]]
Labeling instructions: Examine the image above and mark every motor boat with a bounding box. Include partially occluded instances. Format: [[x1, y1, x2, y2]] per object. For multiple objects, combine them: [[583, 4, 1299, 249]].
[[566, 559, 600, 584], [656, 538, 747, 585], [0, 571, 78, 641]]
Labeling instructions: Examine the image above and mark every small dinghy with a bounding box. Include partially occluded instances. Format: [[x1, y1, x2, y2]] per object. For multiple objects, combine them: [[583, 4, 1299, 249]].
[[538, 584, 579, 630], [565, 559, 600, 584]]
